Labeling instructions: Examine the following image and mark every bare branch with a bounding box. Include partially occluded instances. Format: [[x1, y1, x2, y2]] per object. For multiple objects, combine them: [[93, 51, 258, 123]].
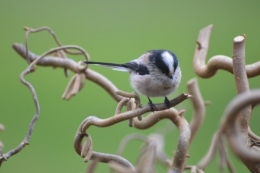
[[116, 134, 147, 156], [187, 78, 205, 143], [13, 43, 123, 102], [185, 165, 205, 173], [221, 90, 260, 163], [74, 133, 136, 171], [142, 134, 168, 166], [0, 30, 94, 166], [132, 109, 191, 173], [0, 124, 5, 155], [92, 152, 136, 172], [13, 43, 80, 71], [109, 161, 137, 173], [0, 58, 41, 165], [74, 94, 190, 171], [230, 35, 259, 172], [232, 35, 251, 137], [23, 26, 83, 55], [218, 137, 235, 173], [193, 25, 260, 78], [86, 160, 98, 173], [170, 126, 191, 173], [74, 94, 190, 143], [197, 131, 221, 170]]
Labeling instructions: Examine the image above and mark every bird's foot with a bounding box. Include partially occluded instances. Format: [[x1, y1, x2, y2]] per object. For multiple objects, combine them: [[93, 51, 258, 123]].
[[164, 97, 171, 109], [147, 97, 157, 112]]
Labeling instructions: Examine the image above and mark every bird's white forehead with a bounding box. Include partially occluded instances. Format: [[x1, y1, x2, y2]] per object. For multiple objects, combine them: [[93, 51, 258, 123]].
[[161, 51, 174, 74]]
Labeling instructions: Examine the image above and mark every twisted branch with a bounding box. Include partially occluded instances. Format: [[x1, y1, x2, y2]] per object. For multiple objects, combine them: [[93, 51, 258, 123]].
[[193, 24, 260, 78]]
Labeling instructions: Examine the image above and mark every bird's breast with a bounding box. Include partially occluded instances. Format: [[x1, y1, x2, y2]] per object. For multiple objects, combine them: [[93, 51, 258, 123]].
[[130, 73, 178, 97]]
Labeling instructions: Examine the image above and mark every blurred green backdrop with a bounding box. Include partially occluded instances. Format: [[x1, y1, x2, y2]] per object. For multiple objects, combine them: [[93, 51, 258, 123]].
[[1, 0, 260, 172]]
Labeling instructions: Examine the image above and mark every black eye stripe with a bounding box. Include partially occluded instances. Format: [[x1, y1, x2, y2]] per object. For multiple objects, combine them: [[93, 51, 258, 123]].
[[148, 50, 170, 75], [155, 56, 170, 75]]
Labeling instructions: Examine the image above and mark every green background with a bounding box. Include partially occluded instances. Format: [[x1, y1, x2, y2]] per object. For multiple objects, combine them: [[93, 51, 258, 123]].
[[1, 0, 260, 172]]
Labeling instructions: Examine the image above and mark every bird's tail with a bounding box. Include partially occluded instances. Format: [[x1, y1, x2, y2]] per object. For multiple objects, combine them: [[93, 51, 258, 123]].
[[83, 60, 129, 72]]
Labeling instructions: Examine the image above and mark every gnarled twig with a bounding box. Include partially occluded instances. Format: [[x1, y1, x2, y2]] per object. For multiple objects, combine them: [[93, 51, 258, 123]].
[[0, 53, 42, 165], [74, 94, 190, 172], [193, 25, 260, 78]]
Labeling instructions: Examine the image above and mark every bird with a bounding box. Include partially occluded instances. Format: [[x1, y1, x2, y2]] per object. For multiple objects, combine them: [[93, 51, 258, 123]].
[[83, 50, 181, 111]]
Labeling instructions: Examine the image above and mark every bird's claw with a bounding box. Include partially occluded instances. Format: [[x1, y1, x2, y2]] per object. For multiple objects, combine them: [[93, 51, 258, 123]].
[[164, 97, 171, 109], [147, 97, 157, 112]]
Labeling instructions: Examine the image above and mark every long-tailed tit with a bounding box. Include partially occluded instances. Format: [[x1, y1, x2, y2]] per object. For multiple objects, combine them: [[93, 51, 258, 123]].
[[83, 50, 181, 111]]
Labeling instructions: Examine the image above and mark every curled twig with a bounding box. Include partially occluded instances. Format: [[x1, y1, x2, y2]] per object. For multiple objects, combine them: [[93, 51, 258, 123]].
[[23, 26, 90, 77], [62, 73, 86, 100], [116, 91, 142, 123], [199, 90, 260, 172], [193, 24, 260, 78], [74, 94, 190, 171], [75, 93, 190, 149], [74, 133, 136, 171], [116, 91, 141, 109], [13, 43, 123, 102], [24, 26, 83, 55], [220, 90, 260, 162], [0, 56, 41, 165], [131, 109, 191, 173]]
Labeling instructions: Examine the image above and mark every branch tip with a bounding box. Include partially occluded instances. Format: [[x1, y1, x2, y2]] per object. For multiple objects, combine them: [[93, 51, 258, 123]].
[[23, 26, 30, 31], [234, 35, 245, 43], [178, 110, 185, 116]]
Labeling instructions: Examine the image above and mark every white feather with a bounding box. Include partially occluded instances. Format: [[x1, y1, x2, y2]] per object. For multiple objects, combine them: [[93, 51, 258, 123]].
[[112, 67, 130, 72]]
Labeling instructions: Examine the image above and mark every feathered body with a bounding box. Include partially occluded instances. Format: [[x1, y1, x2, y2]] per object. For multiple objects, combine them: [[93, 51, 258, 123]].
[[84, 50, 181, 110]]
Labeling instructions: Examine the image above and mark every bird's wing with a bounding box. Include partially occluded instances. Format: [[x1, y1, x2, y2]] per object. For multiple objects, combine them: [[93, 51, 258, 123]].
[[124, 61, 150, 75]]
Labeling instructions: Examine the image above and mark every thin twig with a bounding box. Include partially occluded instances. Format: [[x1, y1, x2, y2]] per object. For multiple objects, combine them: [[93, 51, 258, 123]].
[[13, 43, 123, 102], [91, 152, 136, 172], [0, 61, 41, 165], [218, 137, 235, 173], [197, 130, 221, 170], [116, 134, 148, 156], [187, 78, 205, 144], [24, 26, 83, 55]]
